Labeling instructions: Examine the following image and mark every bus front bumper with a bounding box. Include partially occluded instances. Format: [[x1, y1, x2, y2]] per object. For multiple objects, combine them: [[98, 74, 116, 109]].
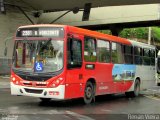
[[10, 82, 65, 100]]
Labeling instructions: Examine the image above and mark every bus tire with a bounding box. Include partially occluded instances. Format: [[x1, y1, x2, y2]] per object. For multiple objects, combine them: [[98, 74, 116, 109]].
[[84, 81, 94, 104], [39, 98, 51, 102], [125, 79, 140, 98], [133, 80, 140, 97]]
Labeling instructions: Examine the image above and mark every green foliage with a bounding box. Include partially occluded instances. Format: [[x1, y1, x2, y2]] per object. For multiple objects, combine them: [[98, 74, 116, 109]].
[[98, 27, 160, 42], [119, 27, 148, 40], [97, 30, 112, 35], [152, 27, 160, 42]]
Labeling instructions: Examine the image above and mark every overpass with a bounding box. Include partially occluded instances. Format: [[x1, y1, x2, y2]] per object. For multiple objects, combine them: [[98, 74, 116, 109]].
[[3, 0, 160, 11], [2, 1, 160, 35], [37, 4, 160, 35], [2, 0, 160, 24], [1, 1, 160, 74]]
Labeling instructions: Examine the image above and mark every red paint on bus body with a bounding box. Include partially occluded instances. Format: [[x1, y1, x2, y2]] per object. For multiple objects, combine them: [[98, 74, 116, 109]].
[[11, 24, 133, 100]]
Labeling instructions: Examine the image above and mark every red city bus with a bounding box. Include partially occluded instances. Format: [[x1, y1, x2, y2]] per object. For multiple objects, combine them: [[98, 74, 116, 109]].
[[11, 24, 156, 104]]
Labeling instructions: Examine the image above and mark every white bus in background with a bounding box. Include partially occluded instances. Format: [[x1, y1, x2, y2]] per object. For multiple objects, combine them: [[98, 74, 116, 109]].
[[129, 40, 156, 89], [156, 51, 160, 86]]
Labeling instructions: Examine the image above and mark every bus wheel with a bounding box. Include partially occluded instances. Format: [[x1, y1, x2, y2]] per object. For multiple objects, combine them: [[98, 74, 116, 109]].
[[125, 80, 140, 98], [39, 98, 51, 102], [133, 80, 140, 97], [84, 81, 94, 104]]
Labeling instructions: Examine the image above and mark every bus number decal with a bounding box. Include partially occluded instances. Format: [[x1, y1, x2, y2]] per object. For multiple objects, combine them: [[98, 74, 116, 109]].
[[22, 30, 32, 36]]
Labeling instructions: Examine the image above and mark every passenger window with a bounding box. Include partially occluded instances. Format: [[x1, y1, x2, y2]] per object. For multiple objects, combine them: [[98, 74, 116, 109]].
[[134, 47, 142, 65], [124, 45, 133, 64], [143, 49, 150, 65], [84, 36, 96, 62], [150, 49, 155, 66], [97, 40, 110, 63], [67, 37, 82, 69], [111, 42, 123, 63]]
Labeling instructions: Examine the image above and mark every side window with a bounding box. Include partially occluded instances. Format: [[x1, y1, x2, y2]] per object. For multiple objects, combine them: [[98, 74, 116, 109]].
[[97, 40, 110, 63], [150, 49, 155, 66], [84, 36, 96, 62], [111, 42, 123, 63], [15, 42, 25, 67], [134, 47, 142, 65], [67, 37, 82, 69], [124, 45, 133, 64], [143, 48, 150, 65]]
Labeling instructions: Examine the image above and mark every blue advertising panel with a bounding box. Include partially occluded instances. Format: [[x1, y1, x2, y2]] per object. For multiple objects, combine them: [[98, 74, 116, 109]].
[[112, 64, 136, 81]]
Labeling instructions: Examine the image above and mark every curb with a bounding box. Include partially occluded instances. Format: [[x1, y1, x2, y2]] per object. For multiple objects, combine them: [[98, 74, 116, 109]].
[[0, 75, 10, 79], [153, 93, 160, 98], [0, 76, 10, 89], [141, 88, 160, 98]]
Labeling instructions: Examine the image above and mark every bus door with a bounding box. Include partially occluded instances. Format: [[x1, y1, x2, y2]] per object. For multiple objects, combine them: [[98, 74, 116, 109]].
[[94, 39, 113, 95], [65, 34, 84, 98]]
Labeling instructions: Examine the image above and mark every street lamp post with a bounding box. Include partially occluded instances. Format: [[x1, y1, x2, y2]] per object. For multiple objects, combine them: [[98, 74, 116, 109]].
[[148, 27, 151, 45]]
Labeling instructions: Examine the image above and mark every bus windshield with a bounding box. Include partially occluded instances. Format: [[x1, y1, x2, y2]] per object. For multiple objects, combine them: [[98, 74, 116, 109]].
[[13, 39, 64, 73]]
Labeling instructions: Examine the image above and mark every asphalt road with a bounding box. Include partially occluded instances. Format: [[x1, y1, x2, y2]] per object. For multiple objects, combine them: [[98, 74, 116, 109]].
[[0, 88, 160, 120]]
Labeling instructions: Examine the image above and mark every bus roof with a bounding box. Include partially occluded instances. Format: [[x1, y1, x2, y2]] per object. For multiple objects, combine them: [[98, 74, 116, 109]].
[[18, 24, 66, 29], [17, 24, 131, 45], [129, 40, 155, 49], [67, 25, 131, 45], [17, 24, 156, 49]]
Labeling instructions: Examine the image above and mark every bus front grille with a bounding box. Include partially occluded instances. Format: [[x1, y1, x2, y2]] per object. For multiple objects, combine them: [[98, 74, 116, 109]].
[[18, 75, 51, 81], [24, 88, 43, 94]]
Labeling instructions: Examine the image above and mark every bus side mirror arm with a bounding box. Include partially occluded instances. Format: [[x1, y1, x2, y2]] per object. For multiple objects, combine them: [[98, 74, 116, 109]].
[[4, 47, 7, 56]]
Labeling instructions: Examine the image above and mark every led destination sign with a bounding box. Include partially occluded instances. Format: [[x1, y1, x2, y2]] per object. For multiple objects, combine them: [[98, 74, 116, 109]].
[[16, 27, 64, 38], [22, 30, 59, 37]]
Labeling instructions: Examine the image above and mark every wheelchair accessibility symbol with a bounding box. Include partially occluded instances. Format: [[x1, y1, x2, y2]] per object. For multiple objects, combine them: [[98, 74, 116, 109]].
[[34, 62, 43, 72]]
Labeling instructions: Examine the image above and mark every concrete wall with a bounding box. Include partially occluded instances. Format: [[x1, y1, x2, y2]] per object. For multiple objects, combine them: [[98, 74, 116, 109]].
[[0, 7, 37, 74]]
